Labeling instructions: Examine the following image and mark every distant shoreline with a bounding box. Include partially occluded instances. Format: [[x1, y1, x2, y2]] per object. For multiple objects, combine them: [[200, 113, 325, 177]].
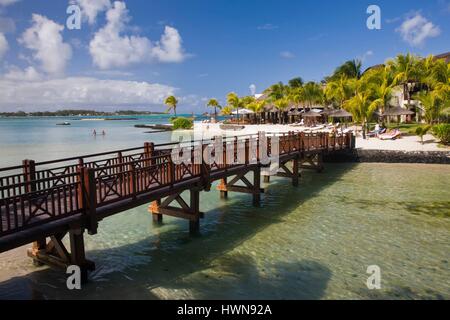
[[0, 110, 167, 118]]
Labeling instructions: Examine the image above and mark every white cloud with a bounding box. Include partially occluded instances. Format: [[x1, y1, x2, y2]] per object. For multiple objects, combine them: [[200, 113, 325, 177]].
[[72, 0, 111, 25], [0, 0, 20, 6], [0, 76, 177, 110], [280, 51, 295, 59], [249, 84, 256, 95], [18, 14, 72, 75], [151, 26, 186, 63], [396, 14, 441, 47], [257, 23, 278, 30], [3, 65, 41, 81], [89, 1, 187, 69], [0, 32, 8, 59]]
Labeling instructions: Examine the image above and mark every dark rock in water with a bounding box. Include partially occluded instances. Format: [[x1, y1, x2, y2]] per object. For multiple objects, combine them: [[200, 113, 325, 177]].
[[135, 124, 173, 131]]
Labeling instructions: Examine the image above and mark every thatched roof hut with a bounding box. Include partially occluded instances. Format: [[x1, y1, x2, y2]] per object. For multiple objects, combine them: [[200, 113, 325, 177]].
[[382, 107, 415, 116]]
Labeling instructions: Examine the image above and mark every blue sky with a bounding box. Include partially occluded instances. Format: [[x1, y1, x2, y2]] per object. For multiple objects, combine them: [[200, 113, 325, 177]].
[[0, 0, 449, 112]]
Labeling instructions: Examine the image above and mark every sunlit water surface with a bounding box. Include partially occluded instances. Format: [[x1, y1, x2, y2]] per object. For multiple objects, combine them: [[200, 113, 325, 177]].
[[0, 117, 449, 299]]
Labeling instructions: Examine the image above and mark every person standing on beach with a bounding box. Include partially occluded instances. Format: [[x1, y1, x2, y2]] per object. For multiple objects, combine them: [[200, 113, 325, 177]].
[[93, 129, 97, 136]]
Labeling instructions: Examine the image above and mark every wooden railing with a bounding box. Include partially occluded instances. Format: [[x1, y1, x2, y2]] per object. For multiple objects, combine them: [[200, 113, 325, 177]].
[[0, 132, 353, 237]]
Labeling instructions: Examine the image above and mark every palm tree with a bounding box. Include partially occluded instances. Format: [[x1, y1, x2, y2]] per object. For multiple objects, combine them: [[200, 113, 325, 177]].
[[207, 98, 221, 120], [343, 80, 377, 139], [220, 106, 233, 116], [388, 54, 420, 120], [274, 98, 289, 124], [415, 125, 432, 145], [265, 82, 288, 101], [363, 66, 395, 123], [288, 77, 304, 88], [226, 92, 241, 123], [303, 82, 324, 108], [414, 91, 444, 124], [325, 74, 355, 109], [247, 100, 266, 124], [288, 86, 304, 110], [164, 95, 178, 117], [329, 59, 362, 80]]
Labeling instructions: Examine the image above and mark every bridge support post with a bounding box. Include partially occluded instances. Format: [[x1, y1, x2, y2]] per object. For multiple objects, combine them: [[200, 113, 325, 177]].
[[148, 188, 203, 235], [292, 157, 299, 187], [263, 175, 270, 183], [216, 168, 264, 207], [149, 200, 163, 224], [189, 189, 200, 235], [300, 153, 324, 173], [27, 229, 94, 283], [22, 159, 36, 193], [217, 178, 228, 199], [69, 228, 93, 283], [253, 167, 261, 207]]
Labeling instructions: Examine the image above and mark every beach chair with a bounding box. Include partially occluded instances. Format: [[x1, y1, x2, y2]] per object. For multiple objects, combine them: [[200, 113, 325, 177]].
[[379, 129, 401, 140]]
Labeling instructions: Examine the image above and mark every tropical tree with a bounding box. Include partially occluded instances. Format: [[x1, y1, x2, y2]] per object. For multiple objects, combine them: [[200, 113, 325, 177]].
[[288, 77, 304, 88], [415, 125, 432, 145], [325, 74, 355, 109], [413, 91, 445, 124], [363, 66, 395, 122], [207, 98, 221, 120], [288, 86, 304, 110], [247, 100, 266, 124], [220, 106, 233, 116], [329, 59, 362, 80], [265, 82, 288, 101], [226, 92, 240, 122], [343, 80, 377, 139], [387, 54, 420, 120], [164, 95, 178, 117], [274, 98, 289, 124], [302, 82, 324, 108]]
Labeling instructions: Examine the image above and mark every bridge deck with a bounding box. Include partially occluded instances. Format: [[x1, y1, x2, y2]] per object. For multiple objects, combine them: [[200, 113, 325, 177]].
[[0, 131, 353, 253]]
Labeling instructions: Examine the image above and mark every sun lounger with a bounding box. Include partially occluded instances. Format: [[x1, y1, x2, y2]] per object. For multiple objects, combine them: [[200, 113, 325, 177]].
[[379, 129, 401, 140]]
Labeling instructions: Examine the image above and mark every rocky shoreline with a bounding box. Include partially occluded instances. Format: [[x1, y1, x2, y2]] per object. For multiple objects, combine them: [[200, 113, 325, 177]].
[[325, 149, 450, 164]]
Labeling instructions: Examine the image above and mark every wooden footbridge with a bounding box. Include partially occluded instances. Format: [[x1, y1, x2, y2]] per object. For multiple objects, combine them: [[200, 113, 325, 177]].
[[0, 131, 354, 281]]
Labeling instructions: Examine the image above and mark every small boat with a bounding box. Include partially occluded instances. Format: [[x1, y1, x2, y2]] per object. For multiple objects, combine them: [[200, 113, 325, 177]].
[[56, 122, 71, 126]]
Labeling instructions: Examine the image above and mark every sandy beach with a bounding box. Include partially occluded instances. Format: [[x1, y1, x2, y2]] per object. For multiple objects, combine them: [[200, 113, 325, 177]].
[[193, 123, 450, 152]]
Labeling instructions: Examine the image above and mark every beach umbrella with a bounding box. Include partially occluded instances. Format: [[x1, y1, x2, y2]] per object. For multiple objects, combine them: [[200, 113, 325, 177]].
[[231, 109, 254, 115], [382, 106, 415, 117], [302, 111, 323, 117], [329, 109, 352, 118], [288, 109, 302, 116]]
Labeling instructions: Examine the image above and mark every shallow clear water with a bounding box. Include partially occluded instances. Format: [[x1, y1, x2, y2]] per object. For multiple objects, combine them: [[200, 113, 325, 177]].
[[0, 118, 449, 300]]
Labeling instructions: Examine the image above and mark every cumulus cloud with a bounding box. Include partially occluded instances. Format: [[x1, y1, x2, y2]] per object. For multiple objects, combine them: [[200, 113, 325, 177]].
[[280, 51, 295, 59], [396, 14, 441, 47], [0, 32, 8, 59], [249, 84, 256, 95], [3, 65, 41, 81], [72, 0, 111, 25], [0, 76, 177, 110], [19, 14, 72, 75], [0, 0, 20, 6], [89, 1, 187, 69]]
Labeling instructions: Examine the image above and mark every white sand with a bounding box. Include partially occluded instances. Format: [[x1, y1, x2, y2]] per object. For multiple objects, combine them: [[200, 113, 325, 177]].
[[193, 123, 450, 153], [356, 134, 449, 152]]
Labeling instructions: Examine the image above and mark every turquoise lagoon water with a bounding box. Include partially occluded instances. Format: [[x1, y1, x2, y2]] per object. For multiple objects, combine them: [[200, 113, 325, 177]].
[[0, 117, 449, 299]]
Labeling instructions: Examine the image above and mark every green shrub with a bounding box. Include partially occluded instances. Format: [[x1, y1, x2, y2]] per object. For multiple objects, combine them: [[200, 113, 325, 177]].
[[171, 117, 193, 130], [433, 124, 450, 145]]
